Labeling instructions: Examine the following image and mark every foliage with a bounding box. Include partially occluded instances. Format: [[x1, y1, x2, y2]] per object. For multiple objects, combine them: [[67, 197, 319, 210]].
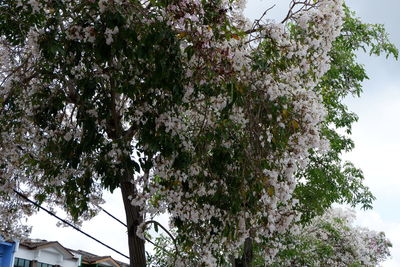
[[294, 5, 398, 223], [0, 0, 397, 265], [267, 208, 392, 267], [148, 208, 392, 267]]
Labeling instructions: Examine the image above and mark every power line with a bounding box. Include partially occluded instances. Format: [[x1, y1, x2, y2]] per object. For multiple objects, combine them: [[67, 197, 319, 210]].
[[13, 189, 130, 260], [98, 206, 127, 227], [98, 201, 181, 261]]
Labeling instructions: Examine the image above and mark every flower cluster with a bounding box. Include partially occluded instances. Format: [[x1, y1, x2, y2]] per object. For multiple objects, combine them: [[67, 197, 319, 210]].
[[269, 208, 392, 266], [132, 0, 345, 262]]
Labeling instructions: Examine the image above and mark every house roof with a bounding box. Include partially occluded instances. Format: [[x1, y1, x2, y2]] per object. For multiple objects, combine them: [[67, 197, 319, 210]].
[[19, 239, 76, 259], [16, 238, 128, 267], [70, 249, 128, 267]]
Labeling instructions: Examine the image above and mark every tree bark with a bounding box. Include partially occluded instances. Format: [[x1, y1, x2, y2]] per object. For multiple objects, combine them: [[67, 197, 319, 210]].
[[121, 179, 146, 267], [231, 238, 253, 267]]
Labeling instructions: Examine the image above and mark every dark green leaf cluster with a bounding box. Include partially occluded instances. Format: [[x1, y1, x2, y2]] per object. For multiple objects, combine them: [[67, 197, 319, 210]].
[[0, 0, 185, 221]]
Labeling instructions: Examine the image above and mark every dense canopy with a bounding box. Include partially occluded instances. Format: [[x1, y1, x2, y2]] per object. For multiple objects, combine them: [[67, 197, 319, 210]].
[[0, 0, 397, 265]]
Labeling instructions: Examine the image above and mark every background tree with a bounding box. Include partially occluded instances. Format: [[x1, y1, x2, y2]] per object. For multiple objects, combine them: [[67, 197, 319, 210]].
[[266, 208, 392, 267], [148, 208, 392, 266], [0, 0, 397, 266]]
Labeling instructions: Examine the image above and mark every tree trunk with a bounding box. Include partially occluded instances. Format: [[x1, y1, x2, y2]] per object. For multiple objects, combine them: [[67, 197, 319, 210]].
[[231, 238, 253, 267], [121, 180, 146, 267]]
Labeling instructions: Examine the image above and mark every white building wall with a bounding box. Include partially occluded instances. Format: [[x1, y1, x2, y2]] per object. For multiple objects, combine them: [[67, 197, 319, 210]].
[[14, 246, 79, 267], [14, 247, 35, 261]]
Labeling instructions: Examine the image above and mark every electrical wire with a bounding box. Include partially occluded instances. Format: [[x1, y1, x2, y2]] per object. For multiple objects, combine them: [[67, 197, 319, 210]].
[[13, 189, 130, 260], [99, 206, 179, 259], [97, 206, 127, 227]]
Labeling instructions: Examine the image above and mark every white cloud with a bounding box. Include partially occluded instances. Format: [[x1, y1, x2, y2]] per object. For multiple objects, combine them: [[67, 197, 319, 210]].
[[343, 83, 400, 266]]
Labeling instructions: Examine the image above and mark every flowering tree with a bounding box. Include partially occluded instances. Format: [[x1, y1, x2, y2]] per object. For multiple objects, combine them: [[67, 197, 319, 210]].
[[266, 208, 392, 267], [149, 208, 392, 266], [0, 0, 397, 266]]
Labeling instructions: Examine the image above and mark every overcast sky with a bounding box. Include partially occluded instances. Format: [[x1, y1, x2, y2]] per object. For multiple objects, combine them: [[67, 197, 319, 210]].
[[338, 1, 400, 266], [27, 1, 400, 266]]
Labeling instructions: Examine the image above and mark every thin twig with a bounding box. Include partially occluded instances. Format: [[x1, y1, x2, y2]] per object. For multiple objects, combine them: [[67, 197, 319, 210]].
[[250, 4, 276, 32], [144, 236, 175, 257], [143, 220, 176, 243], [143, 220, 181, 264], [281, 0, 317, 24]]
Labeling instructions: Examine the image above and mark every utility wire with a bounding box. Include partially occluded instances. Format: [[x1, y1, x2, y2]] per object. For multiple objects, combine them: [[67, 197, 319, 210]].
[[98, 200, 181, 261], [13, 189, 130, 260], [99, 207, 174, 254], [98, 206, 127, 227]]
